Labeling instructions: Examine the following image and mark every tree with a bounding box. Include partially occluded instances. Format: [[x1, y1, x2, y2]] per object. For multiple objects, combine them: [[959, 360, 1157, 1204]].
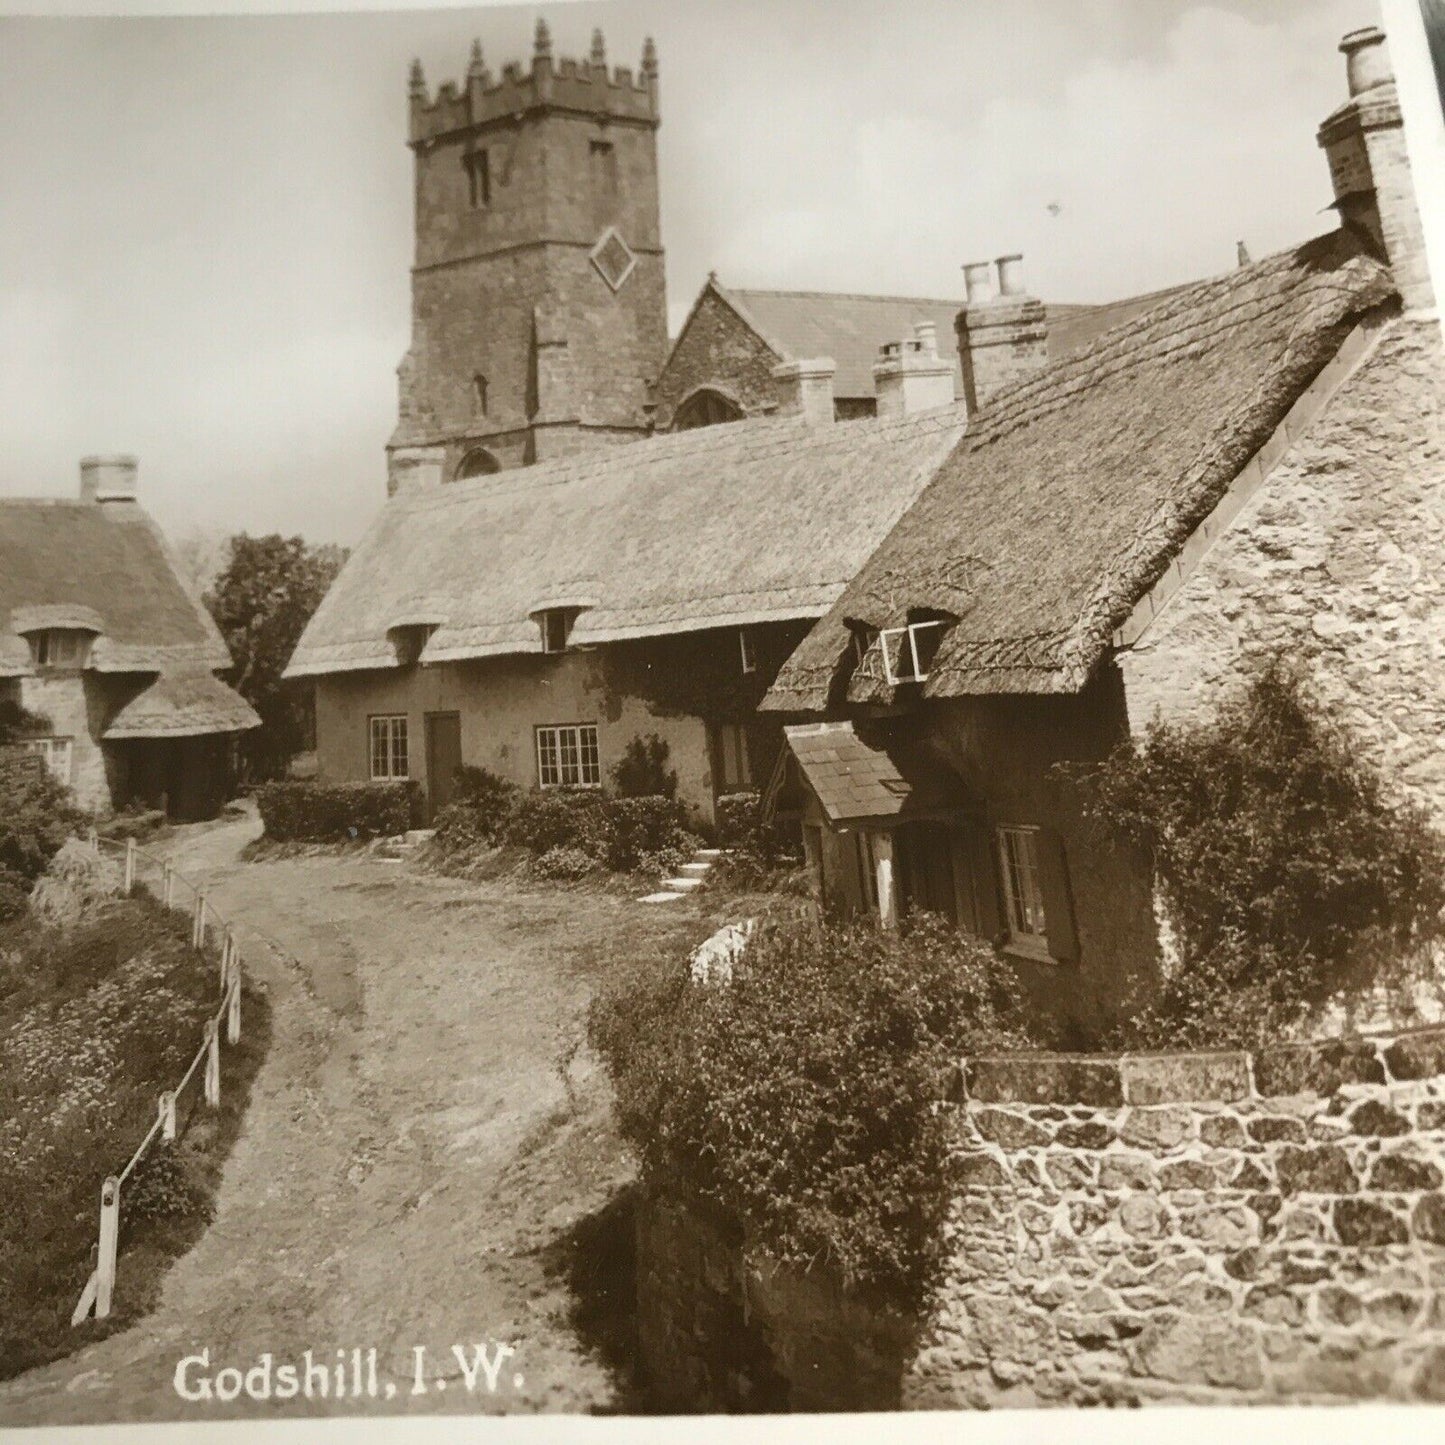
[[205, 534, 347, 781]]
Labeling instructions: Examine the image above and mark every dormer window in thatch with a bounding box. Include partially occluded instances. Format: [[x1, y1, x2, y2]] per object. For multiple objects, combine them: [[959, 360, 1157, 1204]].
[[390, 623, 438, 667], [879, 612, 955, 687], [850, 624, 879, 671], [540, 608, 578, 655], [738, 628, 757, 675], [30, 629, 92, 671]]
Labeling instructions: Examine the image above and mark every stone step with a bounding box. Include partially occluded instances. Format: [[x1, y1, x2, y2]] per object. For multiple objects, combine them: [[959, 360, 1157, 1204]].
[[694, 848, 724, 860], [679, 861, 711, 877], [663, 876, 705, 893], [405, 829, 436, 846], [639, 891, 686, 905]]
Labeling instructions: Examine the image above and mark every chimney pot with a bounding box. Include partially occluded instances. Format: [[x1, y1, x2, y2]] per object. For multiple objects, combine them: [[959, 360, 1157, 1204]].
[[996, 253, 1025, 298], [79, 455, 138, 504], [772, 357, 836, 426], [1340, 26, 1391, 96], [913, 320, 938, 357], [963, 261, 994, 306]]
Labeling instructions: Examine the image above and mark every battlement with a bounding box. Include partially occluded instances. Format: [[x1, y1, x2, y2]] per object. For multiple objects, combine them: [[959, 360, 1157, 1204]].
[[409, 22, 659, 145]]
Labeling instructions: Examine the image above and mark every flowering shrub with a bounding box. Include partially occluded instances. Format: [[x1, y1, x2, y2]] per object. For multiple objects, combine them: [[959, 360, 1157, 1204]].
[[711, 791, 804, 892], [0, 759, 86, 886], [533, 845, 601, 881], [1074, 660, 1445, 1049], [28, 838, 122, 927], [590, 912, 1033, 1310]]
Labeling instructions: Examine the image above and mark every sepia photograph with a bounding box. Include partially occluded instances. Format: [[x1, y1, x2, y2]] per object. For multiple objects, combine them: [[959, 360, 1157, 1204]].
[[1, 0, 1444, 1434]]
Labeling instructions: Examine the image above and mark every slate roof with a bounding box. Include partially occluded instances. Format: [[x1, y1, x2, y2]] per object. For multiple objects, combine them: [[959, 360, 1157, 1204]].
[[286, 407, 967, 679], [765, 230, 1398, 710], [786, 720, 973, 824], [103, 669, 261, 739], [707, 282, 1191, 401], [0, 500, 232, 679]]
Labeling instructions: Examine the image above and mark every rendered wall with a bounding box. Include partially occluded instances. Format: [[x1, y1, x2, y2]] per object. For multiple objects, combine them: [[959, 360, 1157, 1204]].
[[637, 1025, 1445, 1410]]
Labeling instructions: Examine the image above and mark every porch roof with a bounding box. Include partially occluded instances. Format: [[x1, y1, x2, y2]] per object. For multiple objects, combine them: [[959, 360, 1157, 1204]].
[[102, 670, 261, 740], [785, 719, 972, 826]]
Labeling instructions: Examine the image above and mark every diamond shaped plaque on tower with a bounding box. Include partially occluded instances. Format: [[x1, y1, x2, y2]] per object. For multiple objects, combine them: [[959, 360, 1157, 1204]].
[[590, 227, 637, 292]]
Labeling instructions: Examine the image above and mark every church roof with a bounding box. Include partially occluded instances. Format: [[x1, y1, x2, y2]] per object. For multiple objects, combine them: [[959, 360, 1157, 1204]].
[[284, 406, 966, 679], [765, 230, 1397, 710], [0, 499, 232, 679]]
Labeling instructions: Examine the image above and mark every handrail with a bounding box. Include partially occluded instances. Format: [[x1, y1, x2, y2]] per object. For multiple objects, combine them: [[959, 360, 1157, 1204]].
[[70, 831, 247, 1327]]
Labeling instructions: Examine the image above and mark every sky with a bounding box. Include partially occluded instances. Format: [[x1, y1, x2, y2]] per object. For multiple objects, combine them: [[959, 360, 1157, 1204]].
[[0, 0, 1380, 547]]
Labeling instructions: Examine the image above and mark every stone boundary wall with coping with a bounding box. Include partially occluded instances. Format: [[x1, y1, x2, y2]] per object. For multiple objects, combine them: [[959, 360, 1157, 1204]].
[[635, 1024, 1445, 1410]]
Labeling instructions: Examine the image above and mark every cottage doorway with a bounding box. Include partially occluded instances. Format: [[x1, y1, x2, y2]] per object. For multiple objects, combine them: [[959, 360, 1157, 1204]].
[[424, 711, 462, 822]]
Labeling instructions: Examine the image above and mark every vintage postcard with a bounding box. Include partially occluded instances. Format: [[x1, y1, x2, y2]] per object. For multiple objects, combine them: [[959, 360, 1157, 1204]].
[[1, 0, 1444, 1437]]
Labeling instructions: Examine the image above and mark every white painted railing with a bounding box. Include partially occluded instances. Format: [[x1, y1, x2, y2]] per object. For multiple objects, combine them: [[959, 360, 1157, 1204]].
[[70, 831, 247, 1327]]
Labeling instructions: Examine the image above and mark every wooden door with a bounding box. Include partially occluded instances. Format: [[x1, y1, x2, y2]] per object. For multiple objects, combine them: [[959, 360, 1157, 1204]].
[[424, 712, 462, 822]]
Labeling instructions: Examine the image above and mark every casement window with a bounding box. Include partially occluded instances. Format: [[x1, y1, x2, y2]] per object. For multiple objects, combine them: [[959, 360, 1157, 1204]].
[[738, 628, 757, 675], [540, 608, 576, 654], [995, 824, 1080, 963], [879, 620, 948, 686], [369, 715, 409, 780], [23, 736, 72, 785], [713, 722, 751, 792], [30, 630, 89, 669], [536, 723, 601, 788]]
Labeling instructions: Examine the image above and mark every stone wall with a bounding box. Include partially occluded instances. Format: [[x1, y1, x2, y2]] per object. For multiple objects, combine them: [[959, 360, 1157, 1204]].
[[636, 1024, 1445, 1410], [653, 285, 784, 430]]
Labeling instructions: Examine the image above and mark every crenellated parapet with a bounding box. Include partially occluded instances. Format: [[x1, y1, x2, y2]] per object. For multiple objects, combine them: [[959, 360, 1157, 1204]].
[[408, 20, 659, 145]]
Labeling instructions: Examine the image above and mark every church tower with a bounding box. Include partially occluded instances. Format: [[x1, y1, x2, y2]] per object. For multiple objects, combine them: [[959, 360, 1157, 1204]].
[[388, 22, 667, 493]]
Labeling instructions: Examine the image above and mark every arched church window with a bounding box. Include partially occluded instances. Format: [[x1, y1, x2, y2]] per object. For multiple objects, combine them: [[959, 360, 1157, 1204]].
[[673, 388, 745, 431], [456, 447, 500, 480], [473, 374, 488, 414]]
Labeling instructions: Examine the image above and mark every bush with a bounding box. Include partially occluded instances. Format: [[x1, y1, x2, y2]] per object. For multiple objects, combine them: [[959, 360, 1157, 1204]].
[[254, 779, 418, 842], [534, 845, 601, 881], [0, 762, 86, 887], [610, 733, 678, 799], [1076, 659, 1445, 1049], [28, 838, 122, 927], [506, 787, 613, 856], [0, 867, 27, 923], [451, 765, 522, 838], [590, 912, 1032, 1310], [603, 795, 693, 871]]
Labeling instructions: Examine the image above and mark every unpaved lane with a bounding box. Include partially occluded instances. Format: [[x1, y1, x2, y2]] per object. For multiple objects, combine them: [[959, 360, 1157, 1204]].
[[0, 819, 674, 1424]]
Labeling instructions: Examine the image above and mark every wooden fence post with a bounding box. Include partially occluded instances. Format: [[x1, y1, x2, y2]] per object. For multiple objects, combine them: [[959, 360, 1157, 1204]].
[[159, 1090, 176, 1142], [123, 838, 136, 896], [193, 893, 207, 950], [204, 1020, 220, 1106], [162, 862, 174, 908], [226, 967, 242, 1045], [96, 1176, 119, 1320], [88, 827, 98, 856]]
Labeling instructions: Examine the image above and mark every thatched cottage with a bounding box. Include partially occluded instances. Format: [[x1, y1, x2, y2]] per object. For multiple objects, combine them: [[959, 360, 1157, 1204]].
[[764, 25, 1443, 1040], [0, 458, 260, 819], [284, 406, 964, 825]]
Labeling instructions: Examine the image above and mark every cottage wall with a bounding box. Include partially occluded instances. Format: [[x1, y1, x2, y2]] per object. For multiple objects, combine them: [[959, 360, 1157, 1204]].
[[313, 647, 714, 824], [638, 1026, 1445, 1410], [926, 666, 1159, 1044], [16, 671, 130, 812], [1118, 317, 1445, 825], [653, 288, 784, 429]]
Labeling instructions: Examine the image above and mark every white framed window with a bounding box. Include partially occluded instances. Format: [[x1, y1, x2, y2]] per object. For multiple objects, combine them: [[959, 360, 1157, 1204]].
[[739, 628, 757, 675], [536, 723, 601, 788], [369, 715, 409, 780], [880, 620, 948, 686], [30, 630, 89, 670], [23, 736, 72, 785], [997, 825, 1049, 958]]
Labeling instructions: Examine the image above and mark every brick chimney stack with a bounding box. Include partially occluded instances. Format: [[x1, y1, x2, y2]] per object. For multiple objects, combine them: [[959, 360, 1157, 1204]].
[[955, 254, 1048, 415], [772, 357, 837, 425], [872, 321, 956, 419], [1317, 26, 1435, 311]]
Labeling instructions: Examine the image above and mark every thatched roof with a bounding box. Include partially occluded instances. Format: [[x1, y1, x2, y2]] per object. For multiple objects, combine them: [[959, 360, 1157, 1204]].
[[103, 669, 260, 739], [765, 231, 1396, 711], [286, 408, 966, 679], [704, 281, 1190, 402], [0, 501, 231, 678]]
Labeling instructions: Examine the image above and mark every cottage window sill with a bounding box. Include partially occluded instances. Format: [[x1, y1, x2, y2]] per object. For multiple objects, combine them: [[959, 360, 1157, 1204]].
[[1002, 936, 1056, 966]]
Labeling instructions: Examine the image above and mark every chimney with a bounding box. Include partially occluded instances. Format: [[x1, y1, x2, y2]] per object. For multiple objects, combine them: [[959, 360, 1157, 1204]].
[[1317, 26, 1435, 311], [386, 445, 446, 498], [872, 321, 955, 419], [80, 455, 138, 505], [955, 254, 1048, 414], [772, 357, 836, 425]]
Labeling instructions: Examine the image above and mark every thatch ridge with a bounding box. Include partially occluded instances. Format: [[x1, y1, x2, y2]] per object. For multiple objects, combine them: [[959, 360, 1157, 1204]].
[[764, 230, 1397, 712]]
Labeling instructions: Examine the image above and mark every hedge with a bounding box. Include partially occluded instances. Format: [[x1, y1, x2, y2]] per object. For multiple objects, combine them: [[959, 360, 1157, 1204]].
[[255, 779, 419, 842]]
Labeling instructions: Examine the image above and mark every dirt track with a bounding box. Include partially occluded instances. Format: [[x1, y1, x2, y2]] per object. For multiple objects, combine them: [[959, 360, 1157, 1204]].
[[0, 815, 673, 1425]]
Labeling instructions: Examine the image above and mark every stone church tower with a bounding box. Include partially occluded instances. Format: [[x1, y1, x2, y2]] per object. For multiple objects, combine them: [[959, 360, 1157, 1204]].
[[387, 22, 668, 493]]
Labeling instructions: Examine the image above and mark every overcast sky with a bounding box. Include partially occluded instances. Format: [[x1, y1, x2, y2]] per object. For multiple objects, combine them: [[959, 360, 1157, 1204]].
[[0, 0, 1377, 546]]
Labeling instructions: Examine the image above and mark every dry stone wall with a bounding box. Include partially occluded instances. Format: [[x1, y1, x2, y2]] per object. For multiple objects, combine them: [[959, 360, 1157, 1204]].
[[636, 1024, 1445, 1410]]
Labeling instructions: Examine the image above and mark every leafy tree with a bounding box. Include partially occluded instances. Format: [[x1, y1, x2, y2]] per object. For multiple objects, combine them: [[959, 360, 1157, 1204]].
[[1077, 658, 1445, 1048], [205, 534, 347, 781]]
